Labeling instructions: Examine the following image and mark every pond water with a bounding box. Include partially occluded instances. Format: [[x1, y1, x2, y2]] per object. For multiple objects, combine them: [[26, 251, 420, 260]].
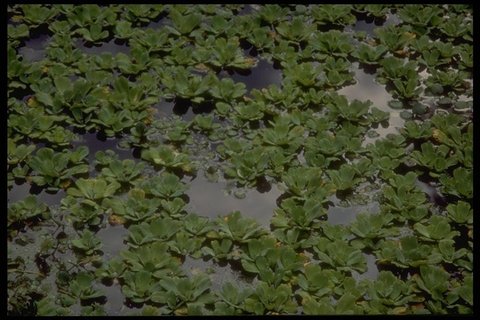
[[18, 33, 50, 62], [77, 38, 130, 55], [229, 59, 283, 93], [185, 170, 282, 228]]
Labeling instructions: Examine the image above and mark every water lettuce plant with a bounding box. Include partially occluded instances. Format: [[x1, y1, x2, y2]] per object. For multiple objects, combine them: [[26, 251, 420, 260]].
[[28, 147, 89, 191], [8, 195, 50, 231], [141, 145, 194, 172]]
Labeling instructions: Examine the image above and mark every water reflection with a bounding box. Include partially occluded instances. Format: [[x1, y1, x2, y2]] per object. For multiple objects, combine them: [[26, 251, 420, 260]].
[[72, 132, 133, 164], [97, 224, 129, 258], [76, 38, 130, 55], [182, 256, 251, 292], [327, 197, 380, 226], [8, 182, 66, 205], [228, 59, 283, 93], [18, 33, 50, 62], [185, 171, 282, 228], [338, 62, 404, 145]]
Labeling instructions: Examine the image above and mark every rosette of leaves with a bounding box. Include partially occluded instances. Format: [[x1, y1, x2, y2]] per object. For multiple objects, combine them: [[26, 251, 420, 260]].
[[313, 237, 367, 273], [126, 218, 182, 248], [8, 195, 50, 231], [130, 28, 171, 54], [17, 4, 59, 27], [115, 48, 161, 75], [99, 159, 145, 186], [166, 8, 202, 37], [201, 238, 234, 262], [245, 27, 275, 54], [297, 264, 346, 300], [409, 143, 458, 176], [256, 4, 289, 26], [66, 177, 120, 205], [63, 197, 105, 228], [446, 201, 472, 225], [326, 164, 363, 192], [231, 101, 266, 127], [400, 120, 432, 141], [167, 231, 204, 258], [120, 242, 183, 279], [310, 5, 356, 27], [224, 148, 269, 188], [103, 188, 161, 224], [95, 257, 126, 282], [190, 114, 223, 140], [7, 139, 35, 174], [216, 137, 252, 160], [348, 212, 398, 250], [141, 145, 194, 173], [110, 76, 159, 112], [215, 211, 268, 244], [301, 274, 368, 314], [136, 171, 188, 199], [438, 167, 472, 199], [364, 271, 421, 314], [270, 40, 299, 65], [120, 123, 156, 149], [304, 131, 361, 166], [46, 78, 105, 130], [412, 265, 450, 310], [67, 4, 116, 29], [76, 22, 109, 43], [151, 273, 215, 315], [321, 56, 355, 87], [212, 282, 254, 315], [375, 236, 442, 268], [91, 105, 135, 137], [381, 185, 428, 216], [121, 270, 164, 304], [326, 94, 372, 125], [209, 77, 246, 102], [308, 30, 353, 59], [123, 4, 164, 24], [424, 69, 470, 94], [280, 167, 327, 201], [373, 24, 416, 53], [71, 229, 102, 256], [275, 16, 316, 45], [8, 111, 75, 146], [201, 13, 236, 38], [258, 117, 304, 153], [367, 134, 406, 160], [7, 23, 30, 46], [438, 14, 471, 40], [446, 272, 473, 313], [353, 4, 391, 19], [66, 272, 105, 303], [413, 215, 460, 243], [204, 37, 258, 70], [397, 5, 442, 35], [377, 56, 418, 85], [27, 147, 89, 191], [160, 66, 215, 104], [244, 281, 298, 315], [157, 117, 192, 145], [282, 61, 323, 88], [434, 239, 470, 267], [240, 244, 304, 286]]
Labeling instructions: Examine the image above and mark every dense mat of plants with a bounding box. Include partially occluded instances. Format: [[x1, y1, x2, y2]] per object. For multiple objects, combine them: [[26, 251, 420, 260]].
[[7, 4, 472, 315]]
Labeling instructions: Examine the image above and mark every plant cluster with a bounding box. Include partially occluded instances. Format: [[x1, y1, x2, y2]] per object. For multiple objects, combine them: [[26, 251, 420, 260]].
[[8, 4, 472, 316]]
